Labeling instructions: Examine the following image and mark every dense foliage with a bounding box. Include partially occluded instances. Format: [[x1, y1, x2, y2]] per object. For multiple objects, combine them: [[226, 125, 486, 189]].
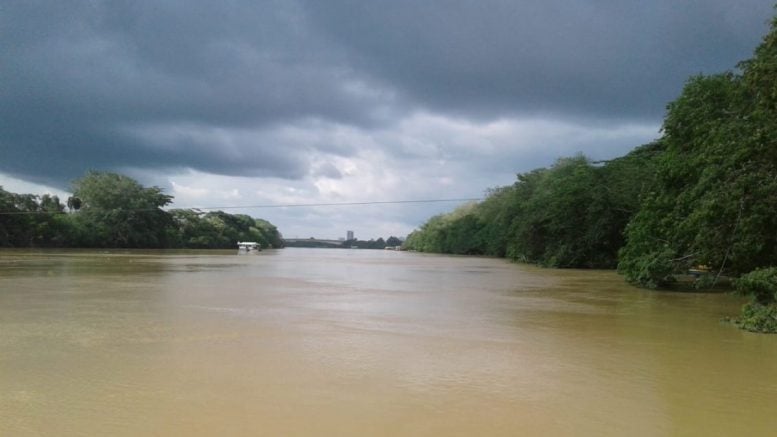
[[619, 15, 777, 288], [167, 209, 283, 249], [0, 188, 66, 247], [734, 268, 777, 333], [69, 172, 174, 248], [0, 172, 283, 249], [404, 148, 658, 268]]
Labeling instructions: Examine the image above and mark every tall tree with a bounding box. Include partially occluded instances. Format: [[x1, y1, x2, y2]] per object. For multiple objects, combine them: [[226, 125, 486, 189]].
[[70, 172, 173, 248], [619, 14, 777, 287]]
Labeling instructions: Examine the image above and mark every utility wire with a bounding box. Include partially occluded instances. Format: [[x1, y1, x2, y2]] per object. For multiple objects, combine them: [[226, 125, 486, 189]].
[[0, 197, 482, 216], [180, 198, 482, 210]]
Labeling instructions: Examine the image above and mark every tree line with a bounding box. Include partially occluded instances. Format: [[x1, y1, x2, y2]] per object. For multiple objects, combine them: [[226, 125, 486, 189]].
[[405, 12, 777, 332], [0, 172, 283, 250], [404, 148, 655, 269], [343, 236, 403, 249]]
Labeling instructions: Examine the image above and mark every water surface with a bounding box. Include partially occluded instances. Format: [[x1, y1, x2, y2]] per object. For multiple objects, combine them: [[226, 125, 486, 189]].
[[1, 248, 775, 436]]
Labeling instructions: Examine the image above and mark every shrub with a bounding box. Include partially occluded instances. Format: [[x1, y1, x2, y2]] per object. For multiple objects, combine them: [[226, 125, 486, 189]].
[[735, 302, 777, 333], [735, 267, 777, 305], [734, 267, 777, 333]]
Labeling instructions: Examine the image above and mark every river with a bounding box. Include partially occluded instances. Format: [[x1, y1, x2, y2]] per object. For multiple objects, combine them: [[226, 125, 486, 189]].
[[1, 248, 775, 436]]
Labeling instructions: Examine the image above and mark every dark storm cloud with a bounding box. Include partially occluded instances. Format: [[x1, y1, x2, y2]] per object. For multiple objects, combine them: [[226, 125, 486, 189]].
[[1, 0, 774, 187], [1, 0, 377, 187], [300, 0, 775, 119]]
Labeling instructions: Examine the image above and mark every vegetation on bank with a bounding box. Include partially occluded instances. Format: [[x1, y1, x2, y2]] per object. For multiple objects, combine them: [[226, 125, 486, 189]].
[[284, 236, 403, 249], [405, 11, 777, 332], [734, 268, 777, 333], [404, 146, 659, 269], [343, 236, 403, 249], [0, 172, 283, 249]]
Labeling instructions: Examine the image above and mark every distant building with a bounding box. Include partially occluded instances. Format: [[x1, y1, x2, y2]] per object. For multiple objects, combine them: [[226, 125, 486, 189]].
[[347, 230, 354, 240]]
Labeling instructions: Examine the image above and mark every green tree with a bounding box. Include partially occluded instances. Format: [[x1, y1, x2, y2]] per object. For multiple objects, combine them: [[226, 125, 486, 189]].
[[405, 151, 651, 267], [619, 15, 777, 287], [386, 236, 403, 247], [70, 172, 173, 248], [254, 218, 284, 248], [0, 187, 31, 246], [472, 185, 519, 257], [167, 209, 284, 249], [734, 267, 777, 333], [1, 173, 285, 250], [0, 187, 70, 247]]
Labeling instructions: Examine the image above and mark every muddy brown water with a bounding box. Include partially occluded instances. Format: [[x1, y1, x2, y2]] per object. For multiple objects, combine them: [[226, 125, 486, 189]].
[[1, 248, 775, 436]]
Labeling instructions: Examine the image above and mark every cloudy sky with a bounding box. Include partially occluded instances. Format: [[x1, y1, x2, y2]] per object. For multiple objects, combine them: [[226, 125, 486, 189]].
[[2, 0, 775, 240]]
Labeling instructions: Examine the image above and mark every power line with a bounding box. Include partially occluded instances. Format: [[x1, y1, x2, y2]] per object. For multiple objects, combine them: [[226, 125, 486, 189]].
[[179, 198, 483, 210], [0, 197, 482, 216]]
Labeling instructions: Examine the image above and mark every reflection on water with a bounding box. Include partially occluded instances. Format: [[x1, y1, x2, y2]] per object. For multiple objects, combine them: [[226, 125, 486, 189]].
[[1, 248, 775, 436]]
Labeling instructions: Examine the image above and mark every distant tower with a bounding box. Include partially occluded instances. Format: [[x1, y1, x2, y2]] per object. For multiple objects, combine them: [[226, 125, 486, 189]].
[[347, 230, 354, 241]]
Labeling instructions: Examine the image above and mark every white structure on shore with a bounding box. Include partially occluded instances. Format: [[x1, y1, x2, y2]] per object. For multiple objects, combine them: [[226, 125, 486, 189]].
[[237, 241, 261, 252]]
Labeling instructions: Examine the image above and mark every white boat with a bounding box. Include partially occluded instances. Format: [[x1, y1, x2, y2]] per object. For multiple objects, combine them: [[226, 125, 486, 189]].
[[237, 241, 261, 252]]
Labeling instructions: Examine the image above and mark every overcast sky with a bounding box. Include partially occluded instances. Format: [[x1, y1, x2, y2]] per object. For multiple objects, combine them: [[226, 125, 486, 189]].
[[2, 0, 775, 240]]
